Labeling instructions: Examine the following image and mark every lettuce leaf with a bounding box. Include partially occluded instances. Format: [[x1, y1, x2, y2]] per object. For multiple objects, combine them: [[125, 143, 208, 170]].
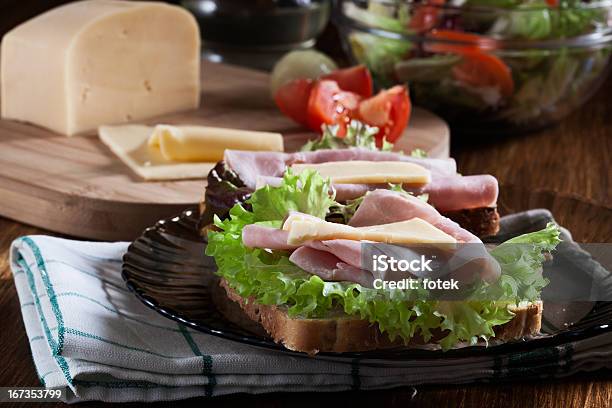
[[207, 171, 562, 351], [301, 120, 393, 152], [248, 169, 335, 222], [490, 222, 561, 300]]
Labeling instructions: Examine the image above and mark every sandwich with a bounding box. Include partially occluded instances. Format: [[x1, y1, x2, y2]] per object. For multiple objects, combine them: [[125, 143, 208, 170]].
[[200, 122, 500, 238], [205, 169, 561, 354]]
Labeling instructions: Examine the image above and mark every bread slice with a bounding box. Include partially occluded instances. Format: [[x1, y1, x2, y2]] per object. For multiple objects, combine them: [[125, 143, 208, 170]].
[[215, 278, 542, 355], [441, 207, 500, 238]]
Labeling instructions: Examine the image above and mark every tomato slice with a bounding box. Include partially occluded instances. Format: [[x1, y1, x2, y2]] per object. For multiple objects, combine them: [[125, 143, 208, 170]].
[[306, 80, 361, 133], [452, 51, 514, 97], [409, 0, 446, 33], [424, 29, 498, 54], [322, 65, 373, 98], [357, 85, 411, 145], [273, 78, 314, 126], [424, 30, 513, 97]]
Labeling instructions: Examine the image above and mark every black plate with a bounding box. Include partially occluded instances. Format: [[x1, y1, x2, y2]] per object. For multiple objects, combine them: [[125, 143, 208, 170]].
[[122, 187, 612, 363]]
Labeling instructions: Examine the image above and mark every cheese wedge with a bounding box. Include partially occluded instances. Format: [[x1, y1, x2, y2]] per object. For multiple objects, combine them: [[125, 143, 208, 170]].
[[289, 161, 431, 185], [284, 216, 456, 246], [148, 125, 284, 162], [1, 0, 200, 136]]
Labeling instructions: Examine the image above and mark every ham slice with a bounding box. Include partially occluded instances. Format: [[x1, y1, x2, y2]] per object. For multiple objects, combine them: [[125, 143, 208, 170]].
[[289, 247, 374, 288], [348, 190, 481, 243], [242, 191, 500, 286], [348, 190, 500, 282], [242, 225, 297, 251], [225, 150, 288, 190], [256, 174, 498, 210], [415, 175, 498, 211], [307, 239, 364, 269], [224, 148, 457, 190]]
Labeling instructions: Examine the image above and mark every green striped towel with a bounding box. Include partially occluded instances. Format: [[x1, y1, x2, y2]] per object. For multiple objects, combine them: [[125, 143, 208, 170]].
[[9, 210, 612, 403]]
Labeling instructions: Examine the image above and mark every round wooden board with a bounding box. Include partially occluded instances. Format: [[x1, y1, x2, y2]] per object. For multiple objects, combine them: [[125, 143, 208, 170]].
[[0, 61, 449, 241]]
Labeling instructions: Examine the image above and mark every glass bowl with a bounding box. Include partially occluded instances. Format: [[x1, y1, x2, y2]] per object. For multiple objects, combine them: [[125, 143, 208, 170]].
[[334, 0, 612, 134]]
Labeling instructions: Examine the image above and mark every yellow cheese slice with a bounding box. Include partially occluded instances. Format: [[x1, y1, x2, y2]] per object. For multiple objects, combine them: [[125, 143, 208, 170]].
[[148, 125, 284, 162], [284, 216, 456, 246], [289, 161, 431, 185], [99, 125, 214, 181], [282, 212, 324, 230]]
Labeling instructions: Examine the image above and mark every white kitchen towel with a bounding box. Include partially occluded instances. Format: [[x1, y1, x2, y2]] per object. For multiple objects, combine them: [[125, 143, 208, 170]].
[[9, 210, 612, 403]]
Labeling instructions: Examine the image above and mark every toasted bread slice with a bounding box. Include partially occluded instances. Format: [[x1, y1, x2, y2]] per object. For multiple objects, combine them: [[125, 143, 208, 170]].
[[441, 207, 501, 238], [215, 278, 542, 355]]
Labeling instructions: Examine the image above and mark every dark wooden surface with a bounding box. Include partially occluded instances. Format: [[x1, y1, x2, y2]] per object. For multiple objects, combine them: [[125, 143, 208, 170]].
[[1, 2, 611, 407]]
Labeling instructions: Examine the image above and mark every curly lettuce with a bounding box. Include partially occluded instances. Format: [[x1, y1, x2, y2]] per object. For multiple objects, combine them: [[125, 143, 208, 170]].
[[301, 120, 393, 152], [206, 171, 561, 350]]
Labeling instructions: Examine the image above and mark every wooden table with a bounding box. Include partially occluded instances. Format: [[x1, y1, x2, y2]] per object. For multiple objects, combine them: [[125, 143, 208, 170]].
[[1, 61, 612, 408]]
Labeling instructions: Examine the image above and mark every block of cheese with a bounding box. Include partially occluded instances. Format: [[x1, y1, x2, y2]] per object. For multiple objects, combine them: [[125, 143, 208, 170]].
[[148, 125, 284, 162], [99, 125, 215, 181], [1, 0, 200, 136], [289, 161, 431, 185], [283, 215, 456, 246]]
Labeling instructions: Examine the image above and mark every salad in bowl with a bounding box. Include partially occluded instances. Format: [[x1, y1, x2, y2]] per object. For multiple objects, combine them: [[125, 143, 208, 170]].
[[335, 0, 612, 133]]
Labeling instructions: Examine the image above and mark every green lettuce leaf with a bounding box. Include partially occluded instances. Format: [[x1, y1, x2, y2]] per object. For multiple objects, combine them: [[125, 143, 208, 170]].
[[349, 32, 412, 88], [490, 221, 561, 300], [301, 120, 393, 152], [207, 171, 562, 351], [248, 169, 335, 221]]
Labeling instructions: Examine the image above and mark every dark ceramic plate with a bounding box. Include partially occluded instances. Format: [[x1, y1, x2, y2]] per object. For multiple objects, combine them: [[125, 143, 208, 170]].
[[122, 186, 612, 363]]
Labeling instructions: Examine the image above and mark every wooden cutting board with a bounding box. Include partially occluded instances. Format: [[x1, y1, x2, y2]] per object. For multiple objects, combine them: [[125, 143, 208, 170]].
[[0, 61, 449, 241]]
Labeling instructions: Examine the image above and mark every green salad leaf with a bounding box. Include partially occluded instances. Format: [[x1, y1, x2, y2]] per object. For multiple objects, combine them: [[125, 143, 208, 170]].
[[207, 171, 562, 350], [349, 32, 412, 88], [469, 0, 606, 40], [301, 120, 393, 152], [410, 148, 428, 158], [490, 222, 561, 300], [248, 169, 335, 222]]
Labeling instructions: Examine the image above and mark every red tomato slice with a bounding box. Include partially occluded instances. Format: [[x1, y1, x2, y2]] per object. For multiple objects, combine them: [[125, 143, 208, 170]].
[[452, 51, 514, 97], [409, 0, 446, 33], [424, 29, 498, 54], [358, 85, 411, 145], [424, 30, 513, 97], [273, 78, 314, 126], [322, 65, 373, 98], [306, 80, 361, 133]]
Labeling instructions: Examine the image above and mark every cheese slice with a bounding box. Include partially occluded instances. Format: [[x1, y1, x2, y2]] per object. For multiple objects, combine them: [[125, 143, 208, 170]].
[[148, 125, 284, 162], [1, 0, 200, 136], [289, 161, 431, 185], [99, 125, 214, 181], [284, 216, 456, 246]]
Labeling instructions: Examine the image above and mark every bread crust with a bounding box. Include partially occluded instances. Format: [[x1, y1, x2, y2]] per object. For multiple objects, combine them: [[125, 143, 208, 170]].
[[217, 278, 543, 355], [441, 207, 501, 238]]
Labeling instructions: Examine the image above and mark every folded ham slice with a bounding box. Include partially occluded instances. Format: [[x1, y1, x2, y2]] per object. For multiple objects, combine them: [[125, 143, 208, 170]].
[[255, 174, 498, 210], [289, 247, 374, 288], [414, 175, 498, 211], [241, 189, 501, 286], [242, 224, 297, 251], [349, 190, 482, 243], [224, 148, 457, 190]]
